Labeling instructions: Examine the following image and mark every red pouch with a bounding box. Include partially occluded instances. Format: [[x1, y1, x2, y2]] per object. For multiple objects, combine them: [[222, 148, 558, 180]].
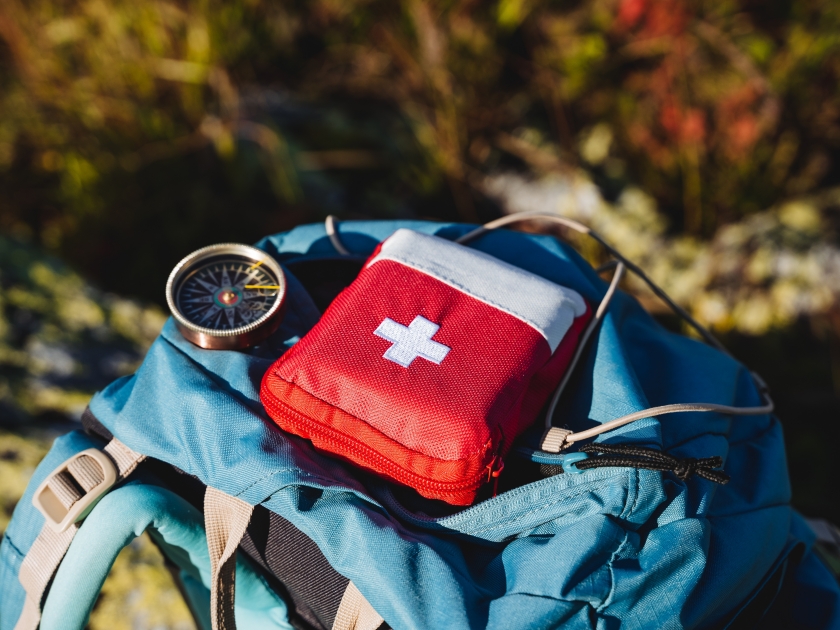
[[260, 229, 590, 505]]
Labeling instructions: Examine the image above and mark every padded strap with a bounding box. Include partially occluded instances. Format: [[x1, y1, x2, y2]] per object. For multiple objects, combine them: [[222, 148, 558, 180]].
[[204, 487, 254, 630], [332, 581, 384, 630], [14, 438, 145, 630]]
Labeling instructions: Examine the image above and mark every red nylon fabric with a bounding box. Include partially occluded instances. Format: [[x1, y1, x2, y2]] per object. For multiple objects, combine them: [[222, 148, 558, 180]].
[[261, 377, 498, 505], [261, 252, 590, 504]]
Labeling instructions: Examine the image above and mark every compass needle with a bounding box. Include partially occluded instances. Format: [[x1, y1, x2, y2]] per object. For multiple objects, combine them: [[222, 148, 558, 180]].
[[243, 266, 266, 286]]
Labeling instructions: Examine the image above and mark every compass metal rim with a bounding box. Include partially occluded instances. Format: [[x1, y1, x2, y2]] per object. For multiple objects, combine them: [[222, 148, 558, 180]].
[[165, 242, 286, 348]]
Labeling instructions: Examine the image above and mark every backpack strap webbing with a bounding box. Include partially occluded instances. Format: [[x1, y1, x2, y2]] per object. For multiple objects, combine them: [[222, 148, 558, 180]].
[[333, 581, 384, 630], [203, 487, 384, 630], [14, 438, 145, 630], [204, 487, 253, 630]]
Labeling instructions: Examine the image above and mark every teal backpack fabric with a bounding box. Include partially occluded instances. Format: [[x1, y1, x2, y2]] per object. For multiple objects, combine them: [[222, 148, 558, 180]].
[[2, 219, 839, 629]]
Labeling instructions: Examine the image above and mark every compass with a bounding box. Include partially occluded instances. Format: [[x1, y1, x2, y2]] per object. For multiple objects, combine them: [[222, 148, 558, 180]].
[[166, 243, 287, 350]]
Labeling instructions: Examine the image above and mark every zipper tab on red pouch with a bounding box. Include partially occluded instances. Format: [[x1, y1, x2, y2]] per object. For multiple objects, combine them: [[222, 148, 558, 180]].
[[487, 456, 505, 497]]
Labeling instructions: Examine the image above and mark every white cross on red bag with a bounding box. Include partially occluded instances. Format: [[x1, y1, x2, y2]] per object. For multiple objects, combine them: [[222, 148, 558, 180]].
[[261, 229, 590, 505], [374, 315, 450, 367]]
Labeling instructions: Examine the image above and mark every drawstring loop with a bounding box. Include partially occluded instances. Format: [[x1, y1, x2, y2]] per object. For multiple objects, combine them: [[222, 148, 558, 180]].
[[575, 443, 730, 485], [456, 211, 774, 452]]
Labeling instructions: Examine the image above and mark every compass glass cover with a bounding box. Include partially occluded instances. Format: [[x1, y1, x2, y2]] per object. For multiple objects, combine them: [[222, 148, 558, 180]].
[[176, 255, 281, 331]]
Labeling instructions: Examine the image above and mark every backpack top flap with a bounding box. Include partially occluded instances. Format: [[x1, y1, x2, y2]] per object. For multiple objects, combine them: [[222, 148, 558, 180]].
[[88, 220, 796, 629]]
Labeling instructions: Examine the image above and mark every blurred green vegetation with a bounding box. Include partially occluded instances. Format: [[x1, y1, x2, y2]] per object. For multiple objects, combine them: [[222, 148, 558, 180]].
[[0, 235, 164, 424], [1, 0, 840, 296], [1, 0, 840, 626]]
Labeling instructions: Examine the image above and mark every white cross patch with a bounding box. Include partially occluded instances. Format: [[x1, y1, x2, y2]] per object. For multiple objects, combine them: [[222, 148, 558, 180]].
[[373, 315, 451, 368]]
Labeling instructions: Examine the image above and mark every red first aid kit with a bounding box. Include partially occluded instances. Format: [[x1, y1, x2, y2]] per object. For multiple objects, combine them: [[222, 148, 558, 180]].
[[260, 229, 590, 504]]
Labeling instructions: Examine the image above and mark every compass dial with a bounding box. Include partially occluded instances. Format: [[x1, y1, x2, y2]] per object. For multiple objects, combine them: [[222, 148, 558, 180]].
[[166, 244, 287, 350]]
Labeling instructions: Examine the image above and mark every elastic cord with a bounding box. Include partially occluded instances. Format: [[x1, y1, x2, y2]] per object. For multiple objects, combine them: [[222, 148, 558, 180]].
[[565, 401, 774, 446], [325, 215, 351, 256], [575, 443, 730, 484], [456, 212, 729, 354], [456, 211, 774, 450], [543, 262, 625, 429]]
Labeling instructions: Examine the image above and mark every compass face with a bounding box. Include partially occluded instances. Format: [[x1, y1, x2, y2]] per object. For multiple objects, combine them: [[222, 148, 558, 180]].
[[178, 259, 278, 330], [166, 244, 286, 349]]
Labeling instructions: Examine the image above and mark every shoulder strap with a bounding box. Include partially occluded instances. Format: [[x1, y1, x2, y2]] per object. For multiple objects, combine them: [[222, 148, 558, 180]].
[[204, 487, 253, 630], [13, 442, 383, 630], [15, 439, 145, 630], [204, 488, 384, 630]]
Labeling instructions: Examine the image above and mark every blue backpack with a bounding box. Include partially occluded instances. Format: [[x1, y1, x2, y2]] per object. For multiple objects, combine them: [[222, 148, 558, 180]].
[[2, 218, 839, 630]]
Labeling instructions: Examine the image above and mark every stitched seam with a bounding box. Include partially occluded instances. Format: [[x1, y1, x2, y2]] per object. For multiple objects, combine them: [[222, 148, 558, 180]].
[[135, 336, 351, 493], [371, 257, 556, 347], [617, 469, 634, 520], [228, 467, 343, 498], [437, 468, 625, 528], [597, 532, 631, 613], [631, 468, 641, 516], [2, 535, 26, 561], [466, 466, 641, 535], [466, 482, 622, 535], [619, 468, 642, 521]]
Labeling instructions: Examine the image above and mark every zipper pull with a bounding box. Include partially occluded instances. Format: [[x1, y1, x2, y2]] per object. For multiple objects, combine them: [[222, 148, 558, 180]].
[[487, 456, 505, 497]]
